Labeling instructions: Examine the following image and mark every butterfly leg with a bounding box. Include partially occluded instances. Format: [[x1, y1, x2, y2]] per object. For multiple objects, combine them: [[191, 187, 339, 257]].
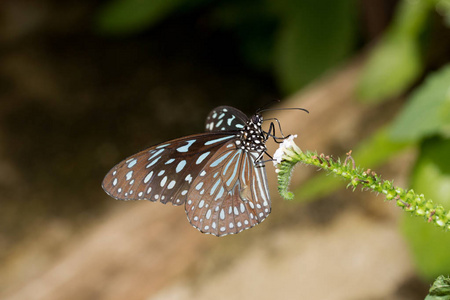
[[254, 151, 274, 167], [264, 119, 290, 143]]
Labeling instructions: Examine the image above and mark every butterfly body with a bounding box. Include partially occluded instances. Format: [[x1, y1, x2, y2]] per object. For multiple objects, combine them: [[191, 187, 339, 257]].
[[102, 106, 271, 236]]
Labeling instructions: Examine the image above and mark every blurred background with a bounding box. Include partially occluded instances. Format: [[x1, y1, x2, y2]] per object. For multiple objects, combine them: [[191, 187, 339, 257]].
[[1, 0, 450, 299]]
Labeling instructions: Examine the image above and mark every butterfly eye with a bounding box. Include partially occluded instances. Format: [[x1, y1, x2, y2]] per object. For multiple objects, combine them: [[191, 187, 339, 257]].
[[251, 114, 262, 124], [102, 106, 272, 236]]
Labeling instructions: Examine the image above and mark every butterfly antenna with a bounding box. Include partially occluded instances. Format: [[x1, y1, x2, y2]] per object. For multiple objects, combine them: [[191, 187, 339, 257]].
[[256, 99, 281, 113], [257, 107, 309, 114]]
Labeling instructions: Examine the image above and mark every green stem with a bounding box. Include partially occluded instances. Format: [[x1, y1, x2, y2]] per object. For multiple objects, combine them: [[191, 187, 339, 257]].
[[276, 145, 450, 231]]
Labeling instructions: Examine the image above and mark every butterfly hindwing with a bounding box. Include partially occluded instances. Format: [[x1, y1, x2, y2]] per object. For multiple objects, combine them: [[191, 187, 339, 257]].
[[102, 133, 237, 206], [185, 141, 271, 236], [205, 106, 248, 132]]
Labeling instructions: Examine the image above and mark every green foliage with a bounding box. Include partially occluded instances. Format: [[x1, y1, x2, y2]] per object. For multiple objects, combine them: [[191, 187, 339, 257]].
[[273, 0, 356, 94], [96, 0, 210, 35], [425, 275, 450, 300], [390, 64, 450, 141], [402, 137, 450, 280], [436, 0, 450, 27], [357, 0, 435, 102], [275, 138, 450, 230], [295, 126, 411, 201], [390, 0, 435, 37], [357, 36, 422, 102]]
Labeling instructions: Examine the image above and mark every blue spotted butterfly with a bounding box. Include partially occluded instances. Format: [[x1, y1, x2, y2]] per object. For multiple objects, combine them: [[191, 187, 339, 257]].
[[102, 106, 278, 236]]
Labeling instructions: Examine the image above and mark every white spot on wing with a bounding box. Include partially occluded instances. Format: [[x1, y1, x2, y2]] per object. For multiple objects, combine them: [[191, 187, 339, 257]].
[[195, 182, 203, 190], [160, 176, 167, 187], [126, 171, 133, 181], [144, 171, 153, 183], [234, 207, 239, 215], [156, 143, 170, 149], [146, 156, 161, 168], [210, 151, 233, 167], [176, 160, 186, 173], [196, 152, 210, 164], [185, 174, 193, 183], [127, 159, 137, 168], [227, 115, 235, 126], [215, 187, 225, 200], [176, 140, 195, 152], [167, 180, 176, 189], [165, 158, 175, 164], [148, 149, 164, 161], [204, 136, 234, 146]]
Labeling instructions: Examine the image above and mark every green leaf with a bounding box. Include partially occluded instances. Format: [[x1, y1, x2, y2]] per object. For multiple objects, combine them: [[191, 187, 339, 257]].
[[96, 0, 207, 35], [356, 0, 435, 102], [390, 64, 450, 141], [402, 137, 450, 281], [357, 36, 422, 102], [436, 0, 450, 27], [391, 0, 435, 37], [425, 275, 450, 300], [273, 0, 356, 94]]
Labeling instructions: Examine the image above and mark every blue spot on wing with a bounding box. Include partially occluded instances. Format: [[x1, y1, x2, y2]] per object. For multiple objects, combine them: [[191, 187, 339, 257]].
[[210, 151, 233, 167], [176, 140, 196, 152]]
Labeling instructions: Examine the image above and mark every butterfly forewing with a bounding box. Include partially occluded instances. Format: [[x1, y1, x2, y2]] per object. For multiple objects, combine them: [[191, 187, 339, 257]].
[[205, 106, 248, 132], [102, 133, 237, 206], [186, 142, 271, 236]]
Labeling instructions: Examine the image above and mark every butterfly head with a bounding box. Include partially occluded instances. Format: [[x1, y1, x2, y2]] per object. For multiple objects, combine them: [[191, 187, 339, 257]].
[[251, 113, 263, 126]]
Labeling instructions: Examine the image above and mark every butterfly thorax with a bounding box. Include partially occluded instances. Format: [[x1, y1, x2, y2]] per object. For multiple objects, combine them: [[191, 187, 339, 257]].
[[235, 114, 266, 155]]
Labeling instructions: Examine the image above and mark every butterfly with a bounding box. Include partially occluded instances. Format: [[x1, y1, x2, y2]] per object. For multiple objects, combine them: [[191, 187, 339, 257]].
[[102, 105, 294, 236]]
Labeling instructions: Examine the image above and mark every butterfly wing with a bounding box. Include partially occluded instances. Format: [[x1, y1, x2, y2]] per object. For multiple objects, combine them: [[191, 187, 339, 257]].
[[186, 140, 271, 236], [102, 133, 237, 206], [205, 106, 248, 132]]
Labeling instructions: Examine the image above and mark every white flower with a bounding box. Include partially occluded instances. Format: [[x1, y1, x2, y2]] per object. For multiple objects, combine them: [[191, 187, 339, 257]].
[[273, 134, 298, 167]]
